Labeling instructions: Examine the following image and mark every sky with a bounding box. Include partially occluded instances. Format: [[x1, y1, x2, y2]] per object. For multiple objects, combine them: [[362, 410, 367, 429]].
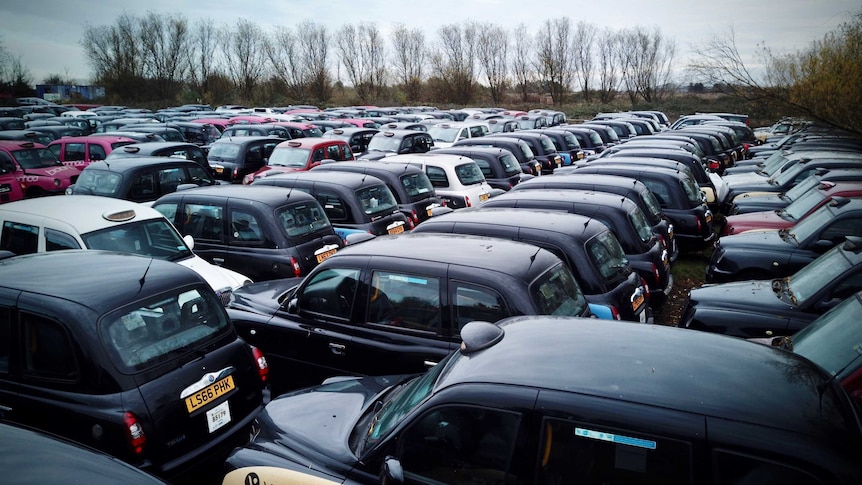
[[0, 0, 857, 85]]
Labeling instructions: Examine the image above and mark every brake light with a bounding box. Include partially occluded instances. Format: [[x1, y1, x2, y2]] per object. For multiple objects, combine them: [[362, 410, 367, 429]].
[[696, 217, 702, 233], [411, 209, 419, 224], [609, 306, 621, 321], [651, 263, 661, 286], [123, 412, 146, 455], [657, 233, 666, 250], [290, 256, 301, 277], [407, 217, 415, 230], [641, 278, 651, 303], [465, 196, 471, 207], [251, 346, 269, 383], [708, 159, 720, 171]]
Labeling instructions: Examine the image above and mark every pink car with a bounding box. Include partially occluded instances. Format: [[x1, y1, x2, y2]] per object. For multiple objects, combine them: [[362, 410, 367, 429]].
[[48, 135, 137, 169], [0, 140, 80, 197]]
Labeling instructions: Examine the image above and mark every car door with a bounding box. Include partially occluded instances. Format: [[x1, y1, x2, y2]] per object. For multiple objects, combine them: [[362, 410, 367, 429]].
[[181, 198, 230, 268], [0, 290, 21, 421]]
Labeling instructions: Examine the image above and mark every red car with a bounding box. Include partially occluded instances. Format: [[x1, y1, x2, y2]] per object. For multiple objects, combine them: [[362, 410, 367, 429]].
[[723, 181, 862, 235], [48, 135, 137, 169], [243, 138, 354, 185], [0, 140, 80, 197], [0, 162, 24, 204]]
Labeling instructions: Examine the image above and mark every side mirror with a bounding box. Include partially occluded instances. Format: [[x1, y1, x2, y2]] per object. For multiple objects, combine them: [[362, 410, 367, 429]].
[[813, 239, 835, 251], [182, 234, 195, 250], [286, 298, 299, 314], [380, 456, 404, 485]]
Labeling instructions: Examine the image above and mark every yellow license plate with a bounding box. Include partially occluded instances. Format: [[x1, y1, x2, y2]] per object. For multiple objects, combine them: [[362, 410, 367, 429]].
[[214, 167, 224, 174], [388, 225, 405, 235], [185, 376, 234, 413], [427, 209, 433, 217], [631, 293, 645, 311], [705, 213, 713, 223], [316, 248, 337, 263], [479, 193, 490, 202]]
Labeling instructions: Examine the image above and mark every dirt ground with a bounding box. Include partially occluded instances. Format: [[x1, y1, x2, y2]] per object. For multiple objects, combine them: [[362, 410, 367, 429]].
[[652, 277, 698, 326]]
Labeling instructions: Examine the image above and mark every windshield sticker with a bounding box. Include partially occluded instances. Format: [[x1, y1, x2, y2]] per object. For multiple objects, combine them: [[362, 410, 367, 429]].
[[387, 274, 428, 285], [575, 427, 657, 450]]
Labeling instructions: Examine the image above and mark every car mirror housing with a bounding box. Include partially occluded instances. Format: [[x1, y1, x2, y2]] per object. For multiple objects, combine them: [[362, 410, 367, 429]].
[[286, 297, 299, 314], [183, 234, 195, 251], [381, 456, 404, 485]]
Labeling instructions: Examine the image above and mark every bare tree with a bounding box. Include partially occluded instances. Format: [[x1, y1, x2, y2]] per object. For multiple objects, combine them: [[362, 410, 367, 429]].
[[617, 26, 676, 103], [139, 12, 190, 100], [188, 17, 220, 97], [267, 28, 306, 101], [595, 27, 621, 103], [511, 23, 534, 103], [296, 20, 332, 104], [430, 22, 478, 104], [476, 22, 509, 105], [219, 19, 267, 100], [390, 24, 426, 102], [534, 17, 574, 106], [335, 23, 387, 103], [572, 20, 597, 101], [81, 13, 145, 100]]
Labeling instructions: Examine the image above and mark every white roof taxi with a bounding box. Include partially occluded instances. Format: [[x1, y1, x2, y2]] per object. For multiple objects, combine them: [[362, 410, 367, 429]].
[[384, 152, 495, 209]]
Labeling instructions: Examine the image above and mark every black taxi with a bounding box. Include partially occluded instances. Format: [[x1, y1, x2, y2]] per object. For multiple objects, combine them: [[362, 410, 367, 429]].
[[224, 317, 862, 484], [0, 250, 268, 481]]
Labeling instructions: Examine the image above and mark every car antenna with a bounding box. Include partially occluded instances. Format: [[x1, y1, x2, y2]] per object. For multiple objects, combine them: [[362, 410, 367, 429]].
[[526, 246, 541, 272], [138, 258, 152, 293]]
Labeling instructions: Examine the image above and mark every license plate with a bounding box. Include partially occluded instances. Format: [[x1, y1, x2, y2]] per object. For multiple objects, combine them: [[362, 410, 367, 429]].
[[213, 166, 224, 174], [206, 401, 231, 433], [316, 248, 337, 263], [184, 375, 235, 413], [479, 192, 490, 202], [427, 208, 433, 217], [705, 213, 713, 223], [631, 293, 645, 311], [0, 185, 10, 193], [387, 222, 405, 235]]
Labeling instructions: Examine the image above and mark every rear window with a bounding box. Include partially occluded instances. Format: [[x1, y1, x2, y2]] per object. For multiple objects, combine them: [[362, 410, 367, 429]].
[[628, 207, 655, 243], [100, 286, 230, 372], [278, 201, 332, 237], [207, 142, 241, 159], [500, 153, 522, 177], [356, 184, 398, 215], [529, 263, 587, 316], [586, 230, 630, 281], [400, 172, 436, 201], [455, 162, 485, 185]]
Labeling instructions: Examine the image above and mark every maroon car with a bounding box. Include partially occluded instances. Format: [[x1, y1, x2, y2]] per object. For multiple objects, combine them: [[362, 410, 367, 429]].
[[243, 138, 354, 184]]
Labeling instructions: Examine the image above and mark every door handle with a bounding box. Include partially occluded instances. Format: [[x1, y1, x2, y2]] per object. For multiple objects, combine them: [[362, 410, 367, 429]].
[[329, 343, 346, 355], [213, 258, 224, 265]]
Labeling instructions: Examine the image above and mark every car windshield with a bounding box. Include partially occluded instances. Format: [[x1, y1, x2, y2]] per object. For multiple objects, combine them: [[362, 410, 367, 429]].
[[628, 207, 655, 243], [586, 230, 630, 281], [455, 162, 485, 185], [680, 176, 704, 206], [539, 137, 556, 154], [427, 125, 460, 143], [356, 351, 456, 452], [400, 172, 436, 201], [639, 190, 664, 222], [781, 186, 828, 220], [356, 184, 398, 215], [772, 163, 807, 187], [268, 147, 311, 168], [791, 295, 862, 378], [759, 151, 790, 176], [785, 201, 834, 243], [73, 169, 123, 196], [81, 218, 193, 262], [99, 286, 230, 372], [207, 142, 241, 159], [11, 148, 62, 169], [529, 263, 588, 316], [559, 132, 580, 150], [787, 244, 853, 303], [367, 135, 403, 152], [500, 153, 522, 177], [278, 201, 332, 237], [784, 176, 821, 201]]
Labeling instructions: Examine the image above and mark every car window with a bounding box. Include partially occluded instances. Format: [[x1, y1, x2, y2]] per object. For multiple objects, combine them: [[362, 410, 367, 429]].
[[157, 167, 190, 194], [713, 450, 823, 485], [400, 172, 435, 201], [0, 221, 39, 255], [0, 307, 10, 373], [88, 143, 107, 161], [399, 406, 520, 484], [187, 203, 224, 241], [356, 184, 398, 216], [367, 270, 441, 333], [538, 418, 692, 484], [45, 228, 81, 251], [128, 171, 157, 201], [426, 166, 449, 188], [587, 230, 630, 281], [642, 179, 671, 207], [299, 267, 361, 320], [81, 218, 193, 261], [279, 201, 331, 237], [187, 164, 212, 184], [473, 158, 493, 178], [230, 210, 262, 243], [22, 313, 78, 381], [100, 286, 230, 372], [316, 190, 349, 222], [529, 263, 587, 316], [452, 281, 509, 331], [64, 143, 86, 162], [0, 152, 18, 173], [75, 169, 122, 196], [820, 217, 862, 244]]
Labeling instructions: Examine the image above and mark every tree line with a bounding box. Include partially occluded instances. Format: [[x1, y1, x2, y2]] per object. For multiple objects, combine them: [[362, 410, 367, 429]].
[[73, 13, 677, 108]]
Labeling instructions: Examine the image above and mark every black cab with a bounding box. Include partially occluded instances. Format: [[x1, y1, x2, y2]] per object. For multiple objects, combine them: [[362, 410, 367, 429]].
[[0, 251, 267, 480], [207, 136, 286, 183], [452, 135, 543, 176], [106, 141, 210, 172], [224, 317, 862, 484], [487, 132, 563, 174], [311, 160, 442, 226], [412, 208, 651, 323], [153, 185, 343, 281], [251, 171, 410, 237], [432, 146, 524, 191], [226, 233, 592, 391], [358, 129, 434, 161], [483, 188, 673, 305], [322, 127, 380, 154]]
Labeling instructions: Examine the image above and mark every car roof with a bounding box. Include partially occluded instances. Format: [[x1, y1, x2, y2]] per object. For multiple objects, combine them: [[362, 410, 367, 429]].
[[518, 172, 650, 193], [158, 184, 317, 205], [257, 170, 386, 189], [0, 140, 47, 149], [314, 160, 425, 176], [419, 207, 610, 238], [111, 141, 201, 153], [441, 316, 857, 438], [275, 138, 348, 149], [490, 188, 640, 210], [385, 152, 479, 168], [333, 232, 561, 278], [49, 135, 137, 145], [0, 195, 165, 234], [0, 250, 202, 316], [83, 157, 203, 172], [434, 146, 515, 159], [213, 135, 285, 145]]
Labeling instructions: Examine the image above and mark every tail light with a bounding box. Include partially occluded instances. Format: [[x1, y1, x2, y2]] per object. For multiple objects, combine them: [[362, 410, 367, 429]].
[[609, 306, 621, 321], [656, 233, 666, 250], [465, 196, 471, 207], [651, 263, 661, 286], [410, 209, 419, 224], [251, 346, 269, 383], [407, 218, 415, 230], [641, 278, 651, 303], [696, 217, 702, 233], [290, 257, 301, 277], [123, 412, 146, 456], [708, 159, 720, 171]]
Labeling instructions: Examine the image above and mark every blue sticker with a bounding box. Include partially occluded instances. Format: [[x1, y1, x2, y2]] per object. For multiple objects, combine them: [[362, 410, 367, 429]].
[[575, 427, 657, 450]]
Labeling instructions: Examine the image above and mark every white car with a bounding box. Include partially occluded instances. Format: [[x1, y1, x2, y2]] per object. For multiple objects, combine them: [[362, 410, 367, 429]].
[[383, 153, 494, 209], [426, 121, 490, 148], [0, 195, 251, 303]]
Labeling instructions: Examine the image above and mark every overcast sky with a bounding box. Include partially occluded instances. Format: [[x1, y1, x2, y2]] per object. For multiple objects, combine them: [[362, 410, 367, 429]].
[[0, 0, 857, 84]]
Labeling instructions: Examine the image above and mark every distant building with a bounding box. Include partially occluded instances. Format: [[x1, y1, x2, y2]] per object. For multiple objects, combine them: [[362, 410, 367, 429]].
[[36, 84, 105, 102]]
